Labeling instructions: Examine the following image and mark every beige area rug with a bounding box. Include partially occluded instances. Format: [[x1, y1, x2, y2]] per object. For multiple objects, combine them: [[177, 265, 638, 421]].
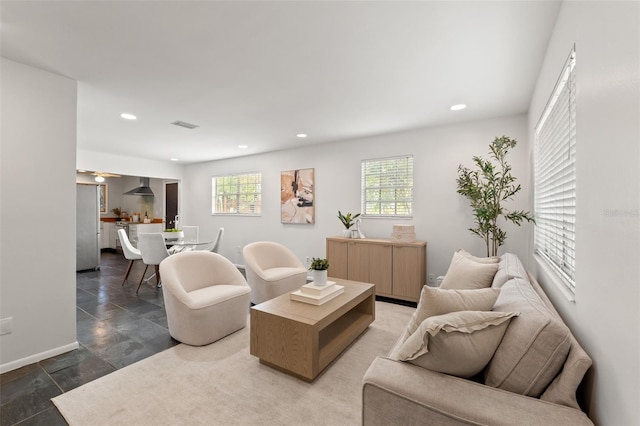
[[52, 301, 413, 426]]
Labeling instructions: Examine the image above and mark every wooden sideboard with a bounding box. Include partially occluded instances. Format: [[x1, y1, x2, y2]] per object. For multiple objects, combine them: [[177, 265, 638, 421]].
[[326, 237, 426, 303]]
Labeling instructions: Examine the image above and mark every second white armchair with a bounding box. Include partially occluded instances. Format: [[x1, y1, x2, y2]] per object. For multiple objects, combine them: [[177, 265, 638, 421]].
[[242, 241, 307, 304]]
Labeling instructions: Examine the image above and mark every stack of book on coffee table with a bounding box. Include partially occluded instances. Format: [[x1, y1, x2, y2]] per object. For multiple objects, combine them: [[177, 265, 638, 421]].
[[290, 281, 344, 305]]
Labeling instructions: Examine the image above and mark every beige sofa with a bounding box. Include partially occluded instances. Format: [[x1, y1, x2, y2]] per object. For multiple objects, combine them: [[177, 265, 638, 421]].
[[362, 253, 593, 425]]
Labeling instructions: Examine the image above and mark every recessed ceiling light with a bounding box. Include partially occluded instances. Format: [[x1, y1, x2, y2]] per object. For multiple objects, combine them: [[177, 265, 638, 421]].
[[296, 133, 308, 138], [120, 113, 137, 120], [450, 104, 467, 111], [94, 175, 105, 183], [170, 158, 179, 161], [238, 145, 249, 149]]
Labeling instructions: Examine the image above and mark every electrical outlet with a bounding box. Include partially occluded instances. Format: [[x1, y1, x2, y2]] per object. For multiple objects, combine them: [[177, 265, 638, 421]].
[[306, 256, 311, 265], [428, 273, 435, 284], [0, 317, 12, 335]]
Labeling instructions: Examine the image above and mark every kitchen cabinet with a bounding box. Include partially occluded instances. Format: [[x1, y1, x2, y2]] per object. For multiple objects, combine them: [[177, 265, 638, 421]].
[[99, 222, 117, 249], [326, 237, 426, 303]]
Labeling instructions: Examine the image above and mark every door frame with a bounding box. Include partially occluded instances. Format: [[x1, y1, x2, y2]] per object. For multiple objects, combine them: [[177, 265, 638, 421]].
[[163, 180, 180, 229]]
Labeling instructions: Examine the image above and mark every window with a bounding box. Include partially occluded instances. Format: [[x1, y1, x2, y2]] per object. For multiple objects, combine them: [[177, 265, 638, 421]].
[[534, 47, 576, 291], [212, 173, 262, 215], [361, 155, 413, 217]]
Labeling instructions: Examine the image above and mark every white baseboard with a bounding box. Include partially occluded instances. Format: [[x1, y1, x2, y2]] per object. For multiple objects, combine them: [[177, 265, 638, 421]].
[[0, 341, 80, 374]]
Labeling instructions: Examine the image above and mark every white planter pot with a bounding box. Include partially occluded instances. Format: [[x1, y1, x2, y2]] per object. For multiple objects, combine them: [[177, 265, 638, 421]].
[[342, 229, 351, 238], [312, 269, 328, 286]]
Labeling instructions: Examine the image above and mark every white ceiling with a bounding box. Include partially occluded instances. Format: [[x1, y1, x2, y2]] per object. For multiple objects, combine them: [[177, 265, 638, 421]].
[[1, 1, 561, 164]]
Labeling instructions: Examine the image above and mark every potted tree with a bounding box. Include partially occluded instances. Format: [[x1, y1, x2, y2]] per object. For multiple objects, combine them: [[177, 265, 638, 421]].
[[309, 257, 330, 286], [337, 211, 361, 238], [456, 135, 535, 257]]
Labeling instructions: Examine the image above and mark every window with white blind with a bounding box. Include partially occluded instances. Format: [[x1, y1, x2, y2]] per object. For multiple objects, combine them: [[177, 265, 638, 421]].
[[212, 173, 262, 215], [534, 47, 577, 291], [361, 155, 413, 217]]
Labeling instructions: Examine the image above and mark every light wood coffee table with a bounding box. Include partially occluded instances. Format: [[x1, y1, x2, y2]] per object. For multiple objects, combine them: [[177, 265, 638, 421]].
[[250, 279, 375, 381]]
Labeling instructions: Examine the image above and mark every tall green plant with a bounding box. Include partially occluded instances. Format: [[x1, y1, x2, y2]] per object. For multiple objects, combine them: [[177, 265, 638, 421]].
[[456, 136, 535, 257]]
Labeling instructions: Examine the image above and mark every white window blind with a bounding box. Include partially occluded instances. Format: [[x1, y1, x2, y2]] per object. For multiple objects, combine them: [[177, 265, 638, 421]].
[[534, 47, 577, 290], [212, 173, 262, 215], [361, 155, 413, 217]]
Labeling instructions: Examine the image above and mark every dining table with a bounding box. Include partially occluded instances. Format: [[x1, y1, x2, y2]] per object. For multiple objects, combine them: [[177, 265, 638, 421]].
[[165, 238, 214, 253]]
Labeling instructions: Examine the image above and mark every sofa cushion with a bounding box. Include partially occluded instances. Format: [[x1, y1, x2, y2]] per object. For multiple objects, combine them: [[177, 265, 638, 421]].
[[484, 278, 572, 397], [402, 286, 500, 339], [492, 253, 528, 288], [457, 248, 500, 264], [440, 251, 499, 290], [540, 335, 593, 409], [389, 310, 518, 378]]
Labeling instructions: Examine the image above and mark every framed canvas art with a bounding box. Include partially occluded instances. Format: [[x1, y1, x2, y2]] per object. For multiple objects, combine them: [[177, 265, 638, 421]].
[[98, 184, 107, 213], [281, 168, 314, 224]]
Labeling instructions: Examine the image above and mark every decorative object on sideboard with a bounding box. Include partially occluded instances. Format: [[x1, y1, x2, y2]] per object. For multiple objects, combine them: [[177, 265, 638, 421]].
[[309, 257, 329, 286], [353, 218, 366, 239], [337, 211, 361, 238], [391, 224, 415, 242], [456, 135, 535, 257]]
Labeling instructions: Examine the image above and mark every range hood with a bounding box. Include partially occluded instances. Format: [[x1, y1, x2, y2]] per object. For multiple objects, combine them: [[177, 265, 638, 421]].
[[124, 177, 154, 196]]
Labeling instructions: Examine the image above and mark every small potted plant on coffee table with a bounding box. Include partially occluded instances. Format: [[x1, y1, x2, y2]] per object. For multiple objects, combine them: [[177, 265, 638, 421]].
[[309, 257, 330, 286]]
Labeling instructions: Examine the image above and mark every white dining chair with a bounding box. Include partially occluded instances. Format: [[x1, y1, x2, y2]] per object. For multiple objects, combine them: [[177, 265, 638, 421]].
[[137, 233, 170, 294], [118, 228, 142, 287], [196, 227, 224, 253], [182, 226, 199, 243]]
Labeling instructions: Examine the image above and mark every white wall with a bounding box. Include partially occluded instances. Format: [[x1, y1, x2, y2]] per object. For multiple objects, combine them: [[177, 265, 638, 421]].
[[528, 2, 640, 424], [0, 59, 79, 371], [77, 149, 184, 181], [182, 114, 532, 279]]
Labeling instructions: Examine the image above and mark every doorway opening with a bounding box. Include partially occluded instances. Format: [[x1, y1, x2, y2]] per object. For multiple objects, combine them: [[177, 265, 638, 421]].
[[164, 181, 179, 229]]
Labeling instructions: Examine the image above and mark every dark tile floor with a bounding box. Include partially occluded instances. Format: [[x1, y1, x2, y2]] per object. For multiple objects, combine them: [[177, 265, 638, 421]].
[[1, 251, 178, 426]]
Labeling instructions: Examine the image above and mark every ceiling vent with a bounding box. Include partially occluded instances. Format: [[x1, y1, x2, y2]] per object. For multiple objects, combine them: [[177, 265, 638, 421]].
[[171, 120, 199, 129]]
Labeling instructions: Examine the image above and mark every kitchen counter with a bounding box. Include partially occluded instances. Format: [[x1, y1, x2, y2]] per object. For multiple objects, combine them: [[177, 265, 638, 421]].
[[101, 218, 163, 223]]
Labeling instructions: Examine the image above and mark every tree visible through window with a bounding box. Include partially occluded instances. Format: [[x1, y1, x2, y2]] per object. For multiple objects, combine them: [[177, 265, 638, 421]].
[[212, 173, 261, 215], [361, 155, 413, 217]]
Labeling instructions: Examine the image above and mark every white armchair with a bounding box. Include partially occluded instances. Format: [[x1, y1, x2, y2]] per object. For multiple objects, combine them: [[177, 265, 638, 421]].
[[159, 251, 251, 346], [242, 241, 307, 304]]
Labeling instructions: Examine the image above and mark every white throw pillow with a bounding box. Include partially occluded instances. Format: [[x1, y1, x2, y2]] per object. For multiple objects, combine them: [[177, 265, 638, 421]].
[[390, 310, 519, 378], [457, 248, 500, 264], [404, 285, 500, 337], [440, 251, 499, 290]]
